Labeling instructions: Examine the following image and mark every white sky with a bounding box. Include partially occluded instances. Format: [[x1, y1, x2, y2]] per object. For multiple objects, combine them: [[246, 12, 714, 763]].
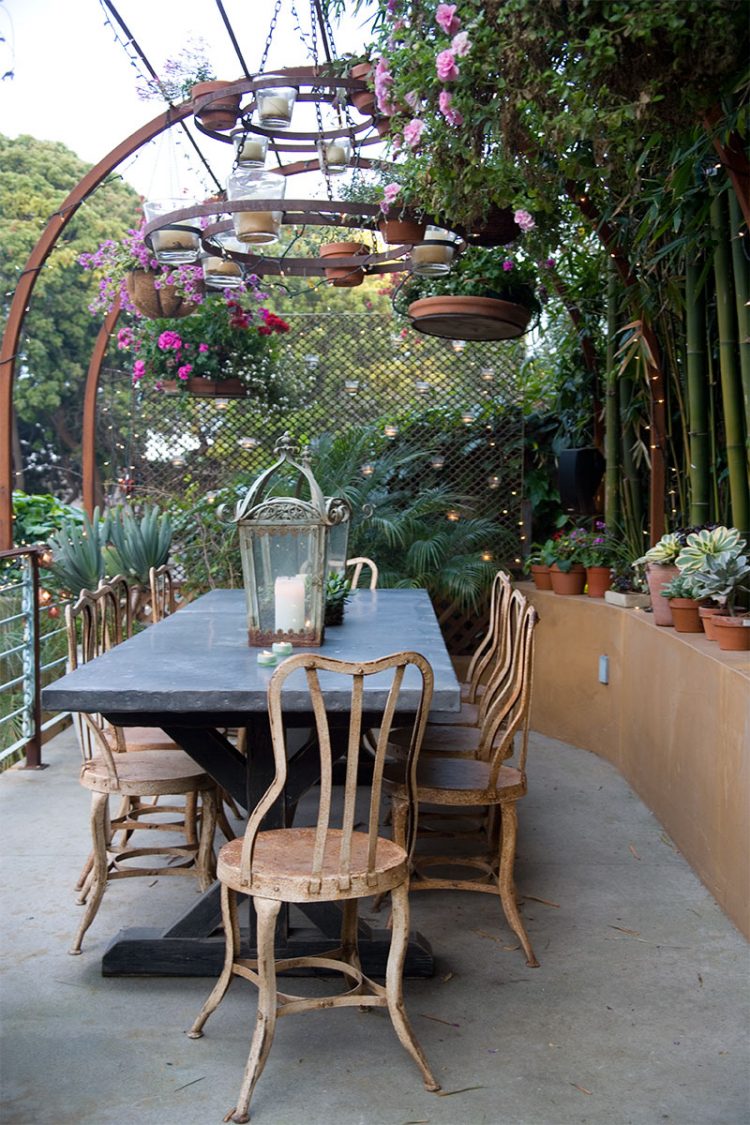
[[0, 0, 375, 201]]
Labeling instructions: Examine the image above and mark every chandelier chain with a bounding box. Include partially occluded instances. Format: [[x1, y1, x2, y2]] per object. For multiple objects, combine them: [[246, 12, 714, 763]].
[[258, 0, 284, 76]]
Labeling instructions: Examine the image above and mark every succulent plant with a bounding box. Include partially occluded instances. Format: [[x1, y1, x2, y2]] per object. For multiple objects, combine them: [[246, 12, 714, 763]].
[[102, 506, 172, 586], [689, 553, 750, 615], [47, 509, 110, 596], [675, 526, 746, 575], [659, 573, 701, 600]]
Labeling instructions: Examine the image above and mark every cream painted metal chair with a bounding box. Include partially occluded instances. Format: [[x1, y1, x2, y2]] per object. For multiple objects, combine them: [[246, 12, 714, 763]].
[[346, 555, 379, 589], [66, 585, 219, 950], [383, 601, 540, 967], [187, 651, 440, 1124]]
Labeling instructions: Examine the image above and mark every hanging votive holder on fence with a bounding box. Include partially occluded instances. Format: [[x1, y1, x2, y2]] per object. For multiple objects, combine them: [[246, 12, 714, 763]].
[[232, 128, 269, 168], [317, 137, 351, 175], [256, 85, 297, 128]]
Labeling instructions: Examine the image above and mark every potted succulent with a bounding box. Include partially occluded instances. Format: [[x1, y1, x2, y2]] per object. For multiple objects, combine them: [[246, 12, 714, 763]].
[[659, 573, 704, 633], [324, 571, 353, 626], [398, 245, 541, 341], [548, 527, 588, 595], [525, 539, 556, 590], [675, 526, 748, 644], [116, 286, 292, 400], [634, 531, 686, 626], [685, 538, 750, 650]]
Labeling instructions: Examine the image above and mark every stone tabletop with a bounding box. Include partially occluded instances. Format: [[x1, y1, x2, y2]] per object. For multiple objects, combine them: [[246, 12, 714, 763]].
[[42, 588, 461, 717]]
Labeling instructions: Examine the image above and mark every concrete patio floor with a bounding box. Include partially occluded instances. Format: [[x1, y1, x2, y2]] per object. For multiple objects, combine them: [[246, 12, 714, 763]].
[[1, 725, 748, 1125]]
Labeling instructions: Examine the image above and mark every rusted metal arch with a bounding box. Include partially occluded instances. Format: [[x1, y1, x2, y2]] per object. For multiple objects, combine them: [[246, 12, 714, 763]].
[[0, 102, 193, 549]]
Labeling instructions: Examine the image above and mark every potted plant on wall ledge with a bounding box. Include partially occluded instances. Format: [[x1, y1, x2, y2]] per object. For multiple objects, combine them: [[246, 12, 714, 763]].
[[659, 573, 704, 633], [579, 521, 618, 598], [525, 539, 556, 590], [548, 527, 588, 595], [604, 565, 651, 609], [634, 531, 686, 626], [676, 527, 750, 649]]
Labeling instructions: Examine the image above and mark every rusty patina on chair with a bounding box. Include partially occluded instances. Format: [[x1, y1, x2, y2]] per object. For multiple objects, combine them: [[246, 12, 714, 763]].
[[188, 651, 440, 1124]]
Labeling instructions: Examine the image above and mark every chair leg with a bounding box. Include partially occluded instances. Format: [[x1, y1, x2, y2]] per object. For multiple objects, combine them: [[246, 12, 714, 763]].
[[188, 882, 240, 1039], [184, 792, 198, 847], [386, 882, 441, 1092], [373, 797, 408, 914], [229, 896, 282, 1124], [70, 791, 109, 954], [196, 787, 218, 891], [497, 801, 539, 968]]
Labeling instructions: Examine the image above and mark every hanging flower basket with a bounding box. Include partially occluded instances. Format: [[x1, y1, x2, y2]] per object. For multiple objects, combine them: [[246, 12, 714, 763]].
[[191, 80, 242, 132], [378, 216, 426, 245], [319, 242, 368, 287], [125, 270, 199, 320], [407, 295, 532, 341]]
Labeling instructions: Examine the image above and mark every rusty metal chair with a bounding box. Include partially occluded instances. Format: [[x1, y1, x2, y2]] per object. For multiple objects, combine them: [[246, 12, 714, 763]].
[[187, 651, 440, 1123]]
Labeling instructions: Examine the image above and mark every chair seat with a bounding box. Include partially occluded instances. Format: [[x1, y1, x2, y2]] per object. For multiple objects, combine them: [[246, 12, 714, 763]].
[[425, 702, 480, 728], [217, 829, 409, 903], [80, 749, 213, 796], [385, 723, 493, 758], [384, 756, 526, 805], [123, 726, 180, 751]]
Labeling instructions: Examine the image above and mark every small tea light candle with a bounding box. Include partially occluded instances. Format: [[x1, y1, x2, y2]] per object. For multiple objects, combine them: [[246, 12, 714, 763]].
[[271, 641, 293, 656], [257, 650, 278, 666], [317, 139, 351, 174], [232, 132, 268, 166]]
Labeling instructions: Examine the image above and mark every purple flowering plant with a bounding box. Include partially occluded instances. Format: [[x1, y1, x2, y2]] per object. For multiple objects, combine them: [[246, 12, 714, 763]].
[[78, 225, 204, 316], [578, 521, 621, 569]]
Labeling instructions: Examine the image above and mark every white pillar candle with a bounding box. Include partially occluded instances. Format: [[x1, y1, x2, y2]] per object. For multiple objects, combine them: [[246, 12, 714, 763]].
[[274, 576, 306, 632], [239, 139, 266, 164], [234, 210, 281, 243]]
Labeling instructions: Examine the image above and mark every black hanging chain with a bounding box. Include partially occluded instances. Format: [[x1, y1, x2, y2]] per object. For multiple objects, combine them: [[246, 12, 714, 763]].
[[258, 0, 284, 76], [307, 0, 335, 202]]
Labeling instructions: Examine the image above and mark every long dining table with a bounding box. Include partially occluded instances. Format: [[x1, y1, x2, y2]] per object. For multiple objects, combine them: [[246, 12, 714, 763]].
[[42, 587, 462, 977]]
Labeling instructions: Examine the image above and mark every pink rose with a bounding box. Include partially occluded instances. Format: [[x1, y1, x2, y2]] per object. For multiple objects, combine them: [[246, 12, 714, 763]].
[[436, 4, 461, 36], [177, 364, 193, 380], [451, 31, 471, 57], [436, 49, 459, 82], [438, 89, 463, 126], [403, 118, 426, 148], [514, 208, 536, 232], [157, 330, 182, 351]]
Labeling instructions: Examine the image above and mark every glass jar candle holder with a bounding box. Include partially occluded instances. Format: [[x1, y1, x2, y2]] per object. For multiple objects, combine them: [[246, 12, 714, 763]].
[[231, 129, 269, 168], [316, 137, 351, 175], [410, 226, 457, 277], [227, 169, 286, 246], [202, 253, 243, 290], [144, 198, 201, 264], [256, 85, 297, 128]]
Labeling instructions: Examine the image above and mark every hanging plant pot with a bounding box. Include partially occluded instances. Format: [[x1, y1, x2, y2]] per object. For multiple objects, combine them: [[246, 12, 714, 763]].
[[348, 62, 376, 115], [549, 563, 586, 595], [378, 216, 426, 245], [191, 80, 242, 131], [668, 597, 703, 633], [530, 564, 552, 591], [161, 377, 249, 397], [319, 242, 368, 287], [448, 205, 521, 248], [124, 271, 199, 320], [585, 566, 612, 599], [711, 615, 750, 651], [407, 296, 532, 341]]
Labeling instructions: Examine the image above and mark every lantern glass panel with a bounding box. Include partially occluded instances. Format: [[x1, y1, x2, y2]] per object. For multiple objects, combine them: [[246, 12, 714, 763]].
[[238, 520, 326, 646]]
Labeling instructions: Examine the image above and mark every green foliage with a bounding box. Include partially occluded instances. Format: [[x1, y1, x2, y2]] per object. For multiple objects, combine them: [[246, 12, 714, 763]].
[[324, 571, 352, 625], [396, 245, 542, 313], [660, 573, 701, 600], [690, 553, 750, 615], [102, 506, 172, 586], [11, 491, 84, 546], [46, 509, 109, 595], [168, 485, 243, 597], [635, 532, 684, 567], [675, 526, 745, 575]]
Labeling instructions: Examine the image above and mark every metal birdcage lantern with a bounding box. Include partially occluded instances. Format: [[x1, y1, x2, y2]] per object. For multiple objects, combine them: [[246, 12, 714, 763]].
[[232, 433, 350, 646]]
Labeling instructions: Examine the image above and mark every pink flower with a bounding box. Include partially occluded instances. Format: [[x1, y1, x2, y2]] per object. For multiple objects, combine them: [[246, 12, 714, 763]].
[[198, 342, 209, 353], [514, 208, 536, 232], [116, 327, 133, 350], [404, 89, 420, 110], [132, 359, 146, 384], [544, 257, 555, 269], [436, 4, 461, 35], [379, 182, 402, 215], [157, 330, 182, 351], [436, 49, 459, 81], [438, 89, 463, 126], [502, 259, 514, 271], [403, 118, 426, 148], [451, 30, 471, 57], [177, 364, 193, 380]]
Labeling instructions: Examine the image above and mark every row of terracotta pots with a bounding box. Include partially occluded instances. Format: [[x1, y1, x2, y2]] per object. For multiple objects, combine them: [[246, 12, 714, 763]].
[[530, 563, 611, 598], [646, 565, 749, 651]]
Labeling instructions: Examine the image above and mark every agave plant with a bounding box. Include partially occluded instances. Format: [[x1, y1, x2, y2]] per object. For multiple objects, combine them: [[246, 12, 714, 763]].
[[47, 509, 110, 596], [675, 526, 746, 575], [103, 506, 172, 586], [689, 553, 750, 615]]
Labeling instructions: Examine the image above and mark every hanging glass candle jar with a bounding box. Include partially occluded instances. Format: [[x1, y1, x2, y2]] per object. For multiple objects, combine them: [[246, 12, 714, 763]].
[[231, 128, 269, 168], [256, 85, 297, 128], [227, 169, 286, 246], [143, 198, 201, 264], [316, 136, 352, 175], [410, 226, 458, 277]]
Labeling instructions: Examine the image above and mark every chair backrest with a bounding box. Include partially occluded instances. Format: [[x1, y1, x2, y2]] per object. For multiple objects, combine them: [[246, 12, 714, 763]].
[[483, 599, 538, 782], [65, 584, 126, 760], [102, 574, 136, 638], [464, 570, 512, 703], [149, 564, 176, 623], [238, 651, 434, 894], [346, 556, 379, 590]]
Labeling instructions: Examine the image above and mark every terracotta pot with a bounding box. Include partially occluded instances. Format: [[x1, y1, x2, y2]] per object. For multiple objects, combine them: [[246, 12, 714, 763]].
[[348, 62, 376, 115], [124, 271, 199, 320], [407, 295, 532, 341], [712, 614, 750, 651], [378, 216, 427, 245], [319, 241, 367, 287], [530, 564, 552, 591], [191, 80, 241, 131], [645, 564, 679, 626], [449, 205, 520, 248], [668, 598, 703, 633], [698, 604, 729, 641], [549, 563, 586, 596], [161, 377, 249, 397], [585, 566, 612, 599]]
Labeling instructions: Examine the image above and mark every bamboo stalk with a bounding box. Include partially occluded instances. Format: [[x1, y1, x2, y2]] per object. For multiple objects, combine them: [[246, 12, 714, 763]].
[[727, 192, 750, 459], [618, 357, 644, 552], [711, 192, 750, 537], [604, 263, 620, 527], [686, 256, 711, 525]]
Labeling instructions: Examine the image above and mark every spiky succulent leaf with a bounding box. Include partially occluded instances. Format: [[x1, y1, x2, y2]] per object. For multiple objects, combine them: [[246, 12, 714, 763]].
[[676, 526, 745, 574]]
